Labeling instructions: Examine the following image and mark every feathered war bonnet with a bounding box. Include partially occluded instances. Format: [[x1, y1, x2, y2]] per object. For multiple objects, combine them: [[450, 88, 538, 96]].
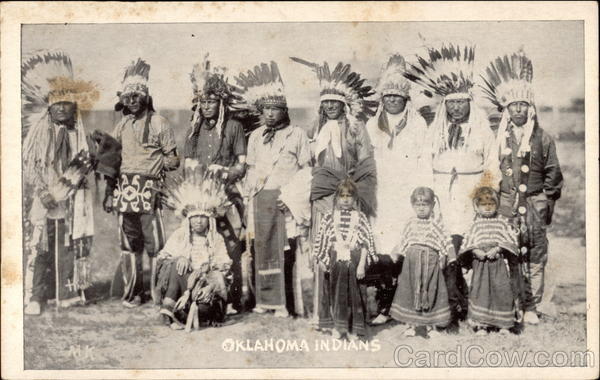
[[189, 53, 237, 137], [119, 58, 150, 96], [233, 61, 288, 113], [480, 49, 534, 111], [375, 54, 411, 99], [114, 58, 155, 113], [402, 42, 476, 101], [290, 57, 378, 123], [401, 43, 485, 154], [22, 50, 99, 136], [163, 159, 231, 234], [480, 49, 537, 157], [372, 54, 415, 124], [22, 50, 99, 183]]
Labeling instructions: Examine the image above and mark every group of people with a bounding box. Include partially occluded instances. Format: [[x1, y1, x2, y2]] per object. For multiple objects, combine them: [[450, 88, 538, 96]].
[[22, 43, 563, 342]]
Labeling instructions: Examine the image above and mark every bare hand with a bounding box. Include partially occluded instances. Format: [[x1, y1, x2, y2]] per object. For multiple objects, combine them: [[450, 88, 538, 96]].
[[176, 257, 190, 276], [195, 284, 215, 303], [474, 249, 487, 261], [174, 291, 190, 310], [103, 195, 114, 213], [208, 164, 224, 173], [356, 264, 366, 280], [276, 199, 288, 212], [486, 247, 500, 260], [219, 262, 232, 272], [439, 254, 447, 269]]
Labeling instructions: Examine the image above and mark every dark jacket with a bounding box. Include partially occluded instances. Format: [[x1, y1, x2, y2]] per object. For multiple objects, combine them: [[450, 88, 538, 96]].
[[498, 121, 563, 223]]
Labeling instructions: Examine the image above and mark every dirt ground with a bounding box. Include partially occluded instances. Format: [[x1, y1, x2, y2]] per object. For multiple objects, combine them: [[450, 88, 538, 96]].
[[22, 137, 589, 369], [23, 234, 588, 369]]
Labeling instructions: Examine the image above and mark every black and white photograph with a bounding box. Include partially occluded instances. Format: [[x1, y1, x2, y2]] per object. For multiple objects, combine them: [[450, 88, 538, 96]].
[[1, 2, 598, 379]]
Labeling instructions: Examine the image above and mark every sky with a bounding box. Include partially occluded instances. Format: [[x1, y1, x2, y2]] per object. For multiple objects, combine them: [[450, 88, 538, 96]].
[[22, 21, 584, 110]]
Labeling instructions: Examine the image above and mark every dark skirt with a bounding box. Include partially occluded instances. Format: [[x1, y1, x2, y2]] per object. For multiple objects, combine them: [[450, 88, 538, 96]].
[[390, 244, 451, 327], [468, 257, 516, 329], [329, 250, 368, 337]]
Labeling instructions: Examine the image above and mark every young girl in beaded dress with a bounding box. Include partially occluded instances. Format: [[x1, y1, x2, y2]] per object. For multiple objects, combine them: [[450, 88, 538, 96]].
[[389, 187, 453, 338], [458, 187, 519, 335], [313, 178, 377, 341]]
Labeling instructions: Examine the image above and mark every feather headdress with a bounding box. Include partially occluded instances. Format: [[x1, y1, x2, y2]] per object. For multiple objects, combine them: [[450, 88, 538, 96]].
[[190, 53, 233, 102], [484, 50, 537, 158], [22, 50, 98, 184], [402, 43, 476, 98], [22, 50, 99, 138], [188, 53, 238, 135], [375, 54, 411, 98], [119, 58, 151, 96], [290, 57, 378, 122], [163, 159, 231, 219], [232, 61, 287, 112], [480, 49, 534, 110]]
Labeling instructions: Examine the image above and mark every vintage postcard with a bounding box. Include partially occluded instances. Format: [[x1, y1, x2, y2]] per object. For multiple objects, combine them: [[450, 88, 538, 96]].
[[1, 2, 598, 379]]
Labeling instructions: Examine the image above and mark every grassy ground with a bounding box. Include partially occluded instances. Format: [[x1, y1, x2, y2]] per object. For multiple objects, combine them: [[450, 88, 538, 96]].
[[23, 138, 588, 369]]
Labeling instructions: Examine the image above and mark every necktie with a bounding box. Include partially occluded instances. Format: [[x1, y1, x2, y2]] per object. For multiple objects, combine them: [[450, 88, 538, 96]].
[[448, 123, 463, 149], [262, 122, 289, 144], [54, 125, 72, 173], [387, 115, 407, 150]]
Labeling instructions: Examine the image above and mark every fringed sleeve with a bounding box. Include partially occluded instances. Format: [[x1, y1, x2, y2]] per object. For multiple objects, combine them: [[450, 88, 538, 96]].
[[393, 221, 413, 257], [313, 213, 334, 269], [458, 216, 520, 257], [431, 219, 454, 258], [357, 211, 378, 264]]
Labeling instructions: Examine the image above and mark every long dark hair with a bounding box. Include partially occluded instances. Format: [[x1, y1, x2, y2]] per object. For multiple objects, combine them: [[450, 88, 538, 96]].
[[333, 178, 359, 210]]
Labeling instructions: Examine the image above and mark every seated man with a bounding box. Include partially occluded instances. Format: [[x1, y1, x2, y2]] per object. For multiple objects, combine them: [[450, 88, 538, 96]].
[[157, 213, 232, 330], [155, 163, 233, 331]]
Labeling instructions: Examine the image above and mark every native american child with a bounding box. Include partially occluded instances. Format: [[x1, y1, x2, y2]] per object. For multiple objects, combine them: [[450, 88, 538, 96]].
[[389, 187, 453, 338], [364, 54, 433, 326], [183, 54, 247, 313], [481, 49, 563, 325], [458, 187, 520, 334], [313, 178, 377, 340], [22, 50, 99, 315], [234, 61, 312, 317], [104, 58, 180, 308], [290, 56, 378, 329], [156, 161, 233, 331], [401, 42, 501, 330]]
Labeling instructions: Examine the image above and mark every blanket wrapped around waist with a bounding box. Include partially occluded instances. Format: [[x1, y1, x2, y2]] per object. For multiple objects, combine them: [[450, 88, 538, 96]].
[[311, 157, 377, 217]]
